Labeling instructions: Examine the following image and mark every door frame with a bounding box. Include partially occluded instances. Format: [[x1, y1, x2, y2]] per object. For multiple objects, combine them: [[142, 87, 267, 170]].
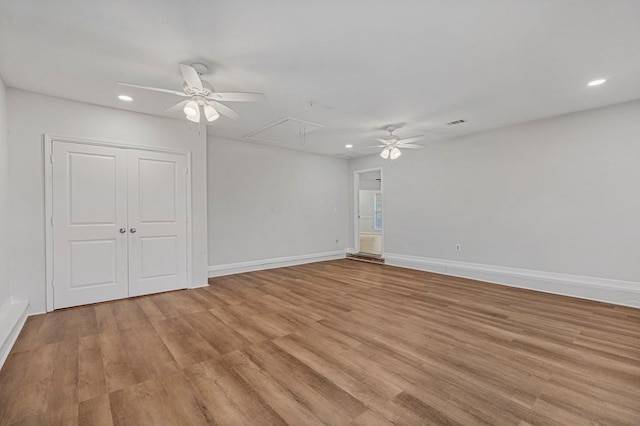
[[43, 134, 193, 312], [353, 167, 384, 256]]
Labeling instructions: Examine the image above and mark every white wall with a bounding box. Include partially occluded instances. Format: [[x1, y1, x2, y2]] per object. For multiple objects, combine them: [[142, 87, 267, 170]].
[[350, 100, 640, 287], [7, 89, 208, 314], [208, 136, 348, 268], [0, 76, 9, 305]]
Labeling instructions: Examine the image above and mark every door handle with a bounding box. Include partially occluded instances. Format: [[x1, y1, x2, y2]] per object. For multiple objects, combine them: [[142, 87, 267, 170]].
[[119, 228, 126, 233], [130, 228, 137, 233]]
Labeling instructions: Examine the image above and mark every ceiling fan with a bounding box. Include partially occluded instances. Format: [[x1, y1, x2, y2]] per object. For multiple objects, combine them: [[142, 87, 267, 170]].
[[117, 63, 265, 123], [373, 126, 424, 159]]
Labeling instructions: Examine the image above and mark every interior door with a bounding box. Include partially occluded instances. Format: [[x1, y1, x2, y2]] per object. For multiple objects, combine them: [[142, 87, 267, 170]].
[[127, 149, 188, 297], [356, 170, 383, 256], [52, 142, 129, 309]]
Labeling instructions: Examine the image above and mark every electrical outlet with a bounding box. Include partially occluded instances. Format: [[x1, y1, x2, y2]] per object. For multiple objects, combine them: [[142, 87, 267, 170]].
[[455, 244, 462, 252]]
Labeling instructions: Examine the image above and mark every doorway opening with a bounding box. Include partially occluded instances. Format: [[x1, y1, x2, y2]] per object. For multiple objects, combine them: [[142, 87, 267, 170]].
[[354, 169, 383, 258]]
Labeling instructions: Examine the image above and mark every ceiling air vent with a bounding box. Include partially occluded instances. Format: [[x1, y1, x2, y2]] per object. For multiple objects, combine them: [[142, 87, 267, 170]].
[[447, 119, 466, 126]]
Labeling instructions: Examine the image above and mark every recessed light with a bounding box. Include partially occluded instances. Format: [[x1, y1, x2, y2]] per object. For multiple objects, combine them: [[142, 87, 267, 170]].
[[345, 144, 353, 148], [118, 95, 133, 101], [587, 79, 606, 87]]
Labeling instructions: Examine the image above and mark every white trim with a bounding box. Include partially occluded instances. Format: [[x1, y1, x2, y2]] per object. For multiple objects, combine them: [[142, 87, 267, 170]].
[[44, 134, 194, 312], [44, 136, 54, 312], [185, 151, 194, 290], [385, 252, 640, 309], [208, 250, 346, 278], [0, 297, 29, 369], [189, 283, 210, 289], [353, 170, 360, 253]]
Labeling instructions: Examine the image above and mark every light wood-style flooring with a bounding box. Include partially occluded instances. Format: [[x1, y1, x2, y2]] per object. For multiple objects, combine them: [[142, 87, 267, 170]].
[[1, 259, 639, 425]]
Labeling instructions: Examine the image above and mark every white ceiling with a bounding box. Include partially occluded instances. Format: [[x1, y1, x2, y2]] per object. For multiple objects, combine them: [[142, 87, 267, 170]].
[[1, 1, 639, 158]]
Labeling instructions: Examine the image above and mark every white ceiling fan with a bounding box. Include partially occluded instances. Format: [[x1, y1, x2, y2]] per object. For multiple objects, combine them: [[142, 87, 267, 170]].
[[117, 63, 265, 123], [372, 126, 424, 159]]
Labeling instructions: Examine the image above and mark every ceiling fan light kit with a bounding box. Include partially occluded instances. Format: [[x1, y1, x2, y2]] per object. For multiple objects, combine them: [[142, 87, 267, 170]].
[[377, 126, 424, 160], [184, 100, 199, 121], [182, 97, 220, 123], [117, 63, 265, 124], [204, 104, 220, 122], [380, 146, 402, 160]]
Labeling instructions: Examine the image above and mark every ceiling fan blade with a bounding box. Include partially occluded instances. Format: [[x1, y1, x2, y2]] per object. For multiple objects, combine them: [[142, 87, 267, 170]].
[[360, 145, 386, 149], [209, 101, 241, 120], [397, 143, 424, 149], [375, 138, 393, 145], [165, 100, 190, 112], [397, 135, 424, 144], [209, 92, 265, 102], [117, 82, 188, 97], [180, 64, 203, 91]]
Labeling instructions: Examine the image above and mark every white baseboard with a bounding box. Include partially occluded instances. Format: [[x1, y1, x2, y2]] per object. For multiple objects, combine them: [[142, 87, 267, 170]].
[[189, 283, 210, 289], [385, 253, 640, 309], [209, 250, 347, 278], [0, 297, 30, 369]]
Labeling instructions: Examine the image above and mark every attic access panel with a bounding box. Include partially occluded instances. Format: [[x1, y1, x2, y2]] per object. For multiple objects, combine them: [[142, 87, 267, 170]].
[[245, 117, 325, 145]]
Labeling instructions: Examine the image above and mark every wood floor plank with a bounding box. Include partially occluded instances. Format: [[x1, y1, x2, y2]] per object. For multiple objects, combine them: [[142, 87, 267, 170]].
[[94, 303, 119, 334], [78, 335, 108, 402], [152, 316, 220, 368], [135, 296, 167, 323], [98, 332, 137, 393], [119, 321, 180, 383], [109, 371, 211, 426], [8, 313, 48, 353], [210, 303, 292, 343], [2, 343, 57, 424], [45, 338, 80, 424], [351, 409, 398, 426], [222, 350, 326, 426], [1, 259, 639, 425], [147, 289, 208, 318], [184, 358, 286, 426], [109, 298, 150, 331], [78, 394, 113, 426], [240, 343, 367, 424], [273, 334, 403, 405], [181, 309, 251, 355], [257, 340, 369, 418], [46, 392, 79, 425], [393, 391, 465, 426]]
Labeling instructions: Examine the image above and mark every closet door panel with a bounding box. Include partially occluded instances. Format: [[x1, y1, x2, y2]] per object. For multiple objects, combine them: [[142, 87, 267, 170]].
[[128, 150, 187, 297], [52, 142, 129, 309]]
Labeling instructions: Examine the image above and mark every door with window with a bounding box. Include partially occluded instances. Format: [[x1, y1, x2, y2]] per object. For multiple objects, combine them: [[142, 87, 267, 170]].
[[51, 141, 188, 309]]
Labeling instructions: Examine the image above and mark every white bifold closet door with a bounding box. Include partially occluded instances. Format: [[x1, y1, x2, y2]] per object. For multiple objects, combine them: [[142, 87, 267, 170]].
[[52, 142, 187, 309]]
